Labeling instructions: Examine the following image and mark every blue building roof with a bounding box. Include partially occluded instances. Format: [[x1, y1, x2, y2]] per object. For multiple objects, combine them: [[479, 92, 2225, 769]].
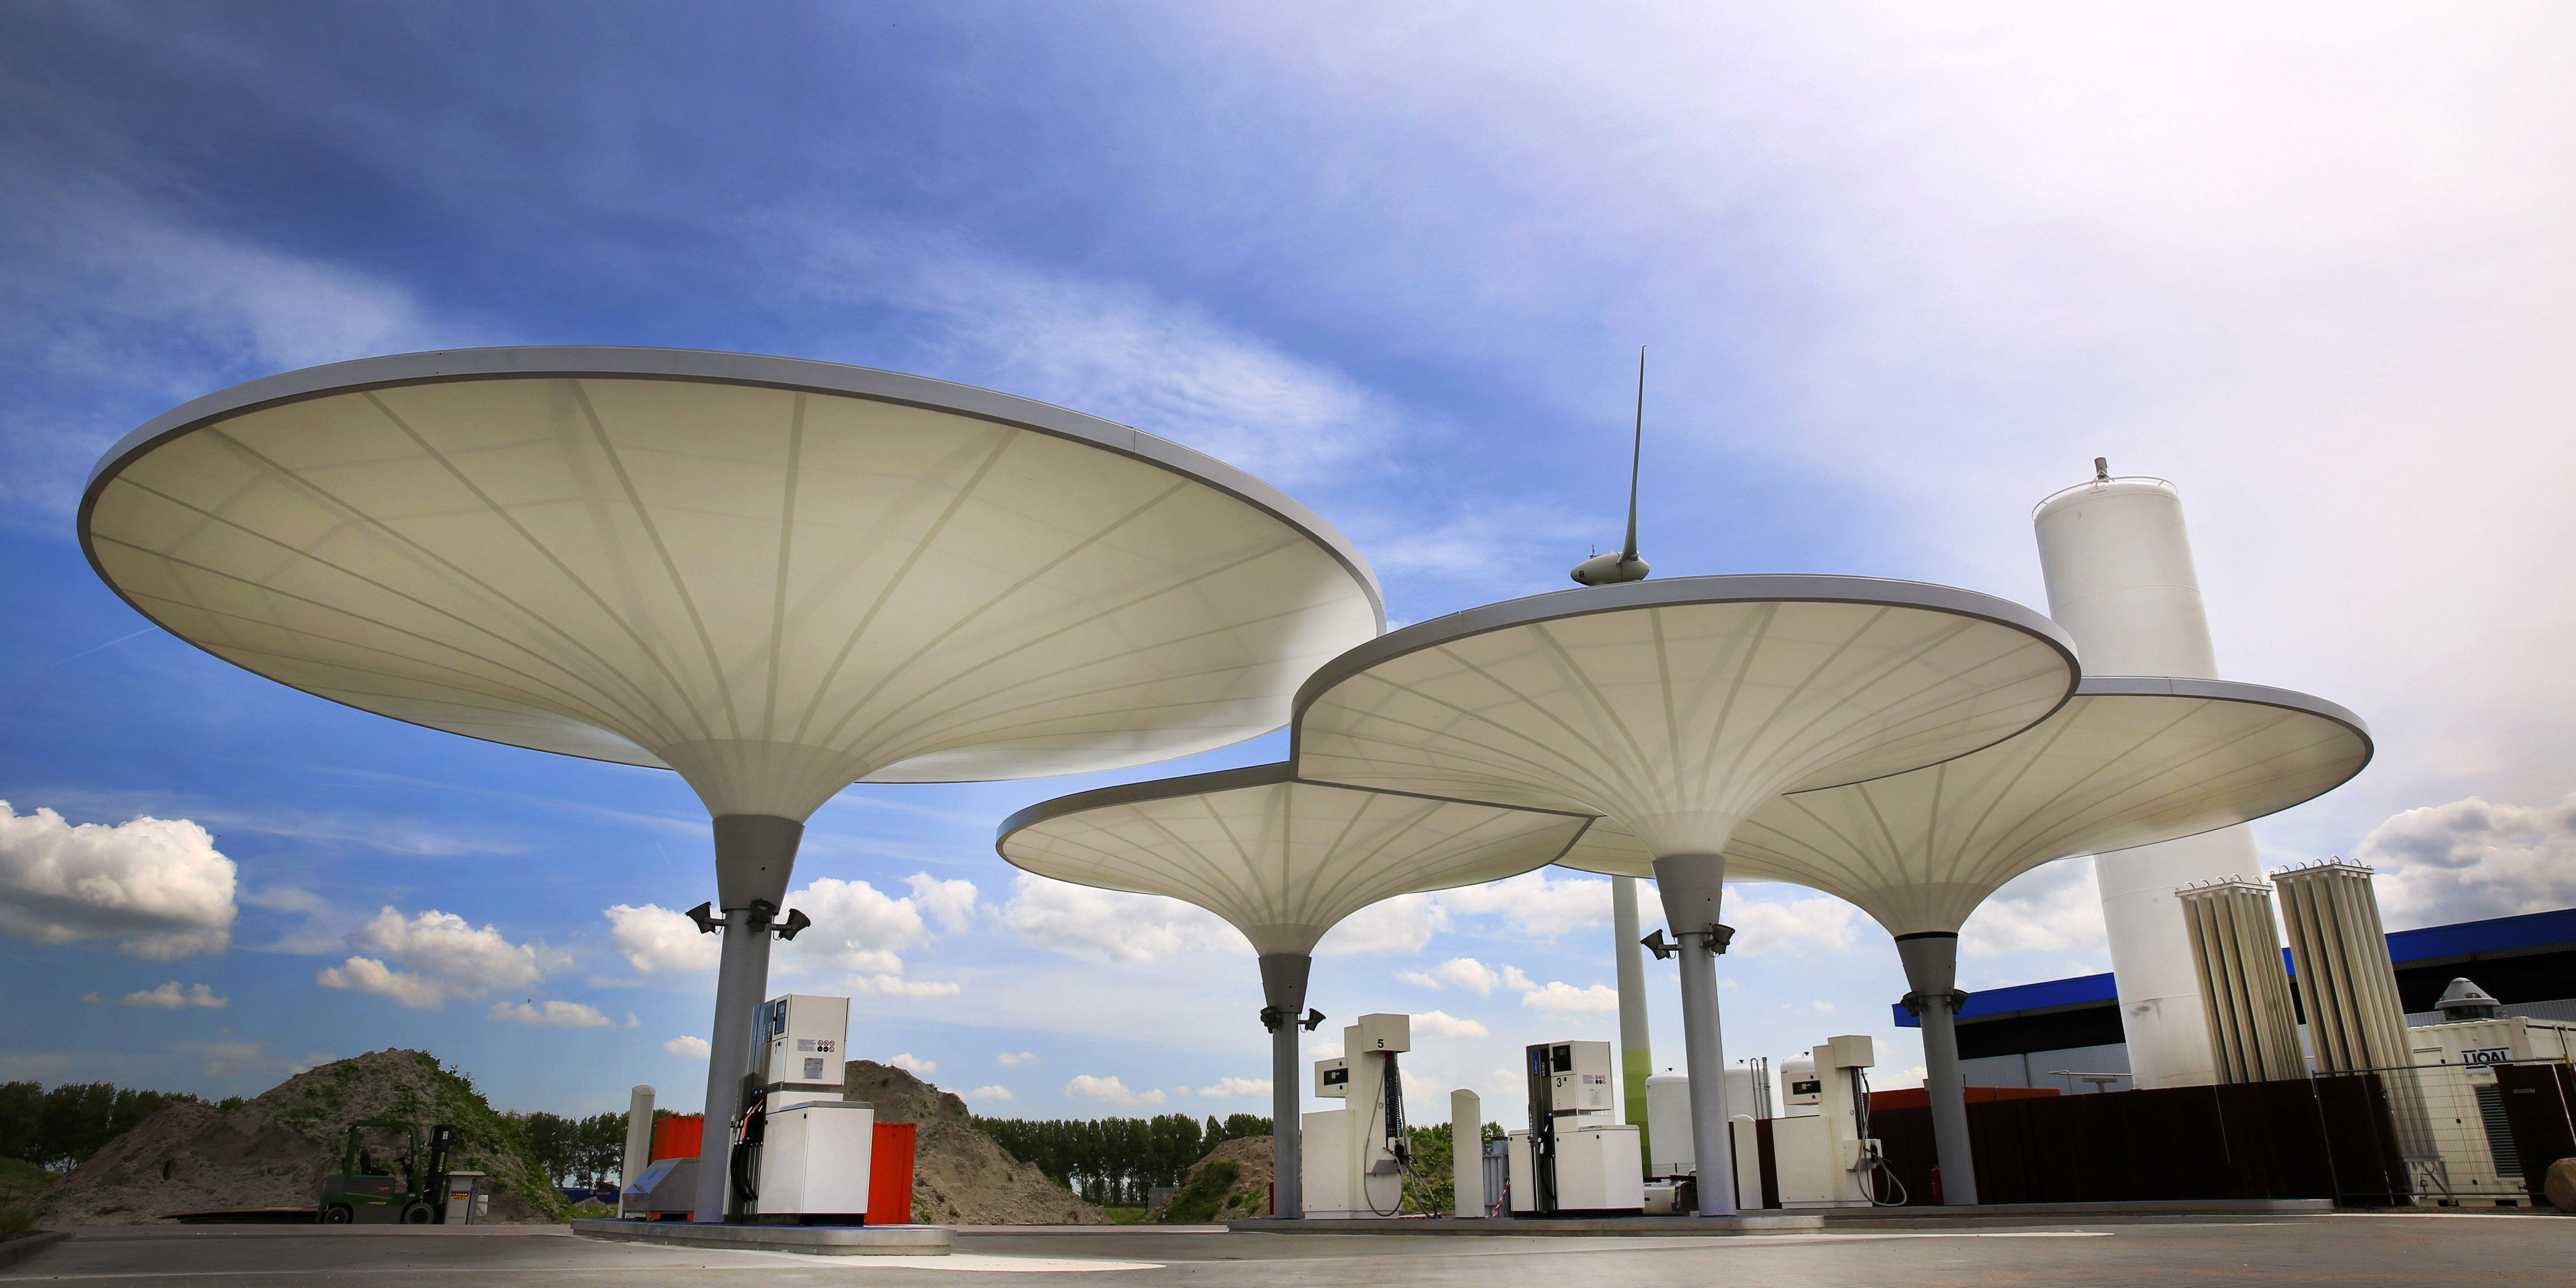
[[1891, 904, 2576, 1028]]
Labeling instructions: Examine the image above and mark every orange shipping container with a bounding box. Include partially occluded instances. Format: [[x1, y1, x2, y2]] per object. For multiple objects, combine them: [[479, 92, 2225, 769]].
[[650, 1114, 705, 1162], [869, 1122, 915, 1225]]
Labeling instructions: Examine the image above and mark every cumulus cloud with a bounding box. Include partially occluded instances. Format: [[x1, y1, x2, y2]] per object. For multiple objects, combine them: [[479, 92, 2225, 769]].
[[1434, 870, 1612, 939], [488, 1000, 614, 1028], [0, 802, 237, 959], [846, 973, 962, 998], [1316, 893, 1445, 956], [119, 982, 226, 1009], [1520, 981, 1620, 1015], [1961, 861, 2107, 960], [605, 904, 722, 976], [963, 1085, 1014, 1102], [905, 874, 979, 934], [665, 1035, 711, 1059], [998, 1052, 1037, 1067], [1410, 1010, 1491, 1039], [1002, 874, 1249, 962], [316, 907, 557, 1009], [1066, 1074, 1165, 1106], [1198, 1077, 1274, 1098], [199, 1040, 267, 1078], [315, 957, 447, 1009], [1724, 888, 1861, 958], [2358, 794, 2576, 927], [890, 1053, 937, 1076], [1397, 957, 1518, 995]]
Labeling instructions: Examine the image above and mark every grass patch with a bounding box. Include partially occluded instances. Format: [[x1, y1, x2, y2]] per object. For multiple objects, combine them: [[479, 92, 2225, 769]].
[[0, 1206, 37, 1234], [0, 1159, 51, 1208], [1102, 1206, 1148, 1224], [1162, 1160, 1241, 1224]]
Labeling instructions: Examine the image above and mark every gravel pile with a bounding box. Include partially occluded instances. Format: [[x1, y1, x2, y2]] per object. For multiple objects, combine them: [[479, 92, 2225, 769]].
[[34, 1049, 565, 1226], [839, 1060, 1109, 1225], [1146, 1134, 1273, 1223]]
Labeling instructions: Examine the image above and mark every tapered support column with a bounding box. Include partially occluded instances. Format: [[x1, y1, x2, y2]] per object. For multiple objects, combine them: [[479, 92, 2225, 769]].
[[1652, 853, 1737, 1216], [693, 814, 804, 1224], [1260, 953, 1312, 1219], [1896, 931, 1978, 1205], [1612, 875, 1652, 1174]]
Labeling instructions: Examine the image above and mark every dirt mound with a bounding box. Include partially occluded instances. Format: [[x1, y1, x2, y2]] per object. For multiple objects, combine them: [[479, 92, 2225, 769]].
[[840, 1060, 1108, 1225], [35, 1049, 565, 1226], [1148, 1135, 1272, 1223]]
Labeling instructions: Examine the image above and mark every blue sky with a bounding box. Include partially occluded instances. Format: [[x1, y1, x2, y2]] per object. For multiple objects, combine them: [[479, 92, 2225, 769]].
[[6, 2, 2576, 1126]]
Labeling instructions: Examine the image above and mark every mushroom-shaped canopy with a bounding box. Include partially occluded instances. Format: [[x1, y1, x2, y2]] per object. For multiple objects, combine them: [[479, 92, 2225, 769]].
[[996, 762, 1594, 956], [80, 348, 1383, 820], [1558, 677, 2373, 936], [1292, 575, 2078, 858]]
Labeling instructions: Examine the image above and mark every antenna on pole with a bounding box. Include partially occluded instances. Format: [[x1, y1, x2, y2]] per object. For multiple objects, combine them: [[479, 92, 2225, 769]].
[[1572, 347, 1653, 586]]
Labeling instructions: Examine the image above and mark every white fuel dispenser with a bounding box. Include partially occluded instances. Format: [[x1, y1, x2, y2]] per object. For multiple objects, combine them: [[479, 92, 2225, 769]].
[[1770, 1035, 1889, 1208], [735, 994, 875, 1225], [1507, 1039, 1642, 1217], [1301, 1014, 1412, 1218]]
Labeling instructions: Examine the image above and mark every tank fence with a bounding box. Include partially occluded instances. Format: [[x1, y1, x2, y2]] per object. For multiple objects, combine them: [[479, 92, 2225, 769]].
[[1866, 1059, 2575, 1208]]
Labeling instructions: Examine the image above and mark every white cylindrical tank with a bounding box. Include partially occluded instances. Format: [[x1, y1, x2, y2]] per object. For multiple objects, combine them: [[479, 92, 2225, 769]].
[[2034, 469, 2254, 1090], [622, 1085, 655, 1191]]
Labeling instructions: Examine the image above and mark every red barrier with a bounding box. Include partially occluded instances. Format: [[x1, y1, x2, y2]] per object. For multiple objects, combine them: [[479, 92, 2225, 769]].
[[651, 1114, 705, 1161], [1868, 1085, 2059, 1113], [870, 1122, 916, 1225]]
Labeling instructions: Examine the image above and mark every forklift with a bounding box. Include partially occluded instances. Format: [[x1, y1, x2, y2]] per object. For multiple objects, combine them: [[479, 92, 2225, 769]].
[[317, 1120, 458, 1224]]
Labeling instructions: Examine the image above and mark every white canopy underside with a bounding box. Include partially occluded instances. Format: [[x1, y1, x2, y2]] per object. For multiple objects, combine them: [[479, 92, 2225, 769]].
[[999, 774, 1592, 957], [1556, 687, 2370, 936], [85, 371, 1379, 818], [1295, 597, 2074, 857]]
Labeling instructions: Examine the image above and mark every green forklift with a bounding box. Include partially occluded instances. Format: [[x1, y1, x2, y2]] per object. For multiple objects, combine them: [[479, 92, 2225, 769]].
[[318, 1120, 458, 1224]]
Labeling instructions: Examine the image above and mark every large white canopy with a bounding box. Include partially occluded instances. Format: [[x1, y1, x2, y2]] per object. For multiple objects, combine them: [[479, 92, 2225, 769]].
[[1557, 677, 2373, 936], [80, 348, 1382, 819], [996, 762, 1594, 956], [1292, 576, 2078, 858]]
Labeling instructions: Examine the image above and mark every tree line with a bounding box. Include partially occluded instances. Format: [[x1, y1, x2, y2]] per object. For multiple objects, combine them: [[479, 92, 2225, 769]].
[[974, 1113, 1270, 1207], [0, 1081, 242, 1173], [501, 1110, 633, 1192]]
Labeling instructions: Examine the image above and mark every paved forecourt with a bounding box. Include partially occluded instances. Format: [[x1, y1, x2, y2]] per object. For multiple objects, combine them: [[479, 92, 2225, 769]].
[[7, 1212, 2571, 1287]]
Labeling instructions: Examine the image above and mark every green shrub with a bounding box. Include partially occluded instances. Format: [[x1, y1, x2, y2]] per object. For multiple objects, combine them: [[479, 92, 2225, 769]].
[[1161, 1160, 1240, 1223], [0, 1205, 37, 1234]]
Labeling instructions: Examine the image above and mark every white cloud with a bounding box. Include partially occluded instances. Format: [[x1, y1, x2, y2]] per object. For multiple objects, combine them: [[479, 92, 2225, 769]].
[[890, 1052, 937, 1076], [1398, 956, 1509, 995], [830, 238, 1400, 487], [120, 982, 226, 1009], [1197, 1077, 1274, 1098], [199, 1040, 266, 1078], [1809, 1000, 1835, 1013], [315, 957, 447, 1009], [665, 1035, 712, 1059], [1520, 981, 1620, 1015], [1725, 890, 1860, 958], [605, 904, 721, 976], [962, 1085, 1015, 1102], [2358, 794, 2576, 927], [1316, 893, 1444, 956], [1001, 874, 1249, 962], [905, 874, 979, 934], [1434, 870, 1612, 939], [845, 973, 962, 998], [1962, 861, 2107, 960], [997, 1052, 1037, 1067], [316, 907, 558, 1009], [778, 877, 928, 976], [1410, 1010, 1491, 1039], [0, 802, 237, 959], [488, 1000, 614, 1028], [1066, 1074, 1166, 1106]]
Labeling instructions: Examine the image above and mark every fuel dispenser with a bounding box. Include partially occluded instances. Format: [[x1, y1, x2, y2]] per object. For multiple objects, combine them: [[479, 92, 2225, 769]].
[[1301, 1014, 1413, 1218], [1507, 1039, 1642, 1216], [1769, 1035, 1898, 1208], [730, 993, 877, 1225]]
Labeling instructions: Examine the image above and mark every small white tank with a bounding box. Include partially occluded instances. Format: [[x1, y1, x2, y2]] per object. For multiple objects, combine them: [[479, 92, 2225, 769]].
[[1645, 1072, 1694, 1175]]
